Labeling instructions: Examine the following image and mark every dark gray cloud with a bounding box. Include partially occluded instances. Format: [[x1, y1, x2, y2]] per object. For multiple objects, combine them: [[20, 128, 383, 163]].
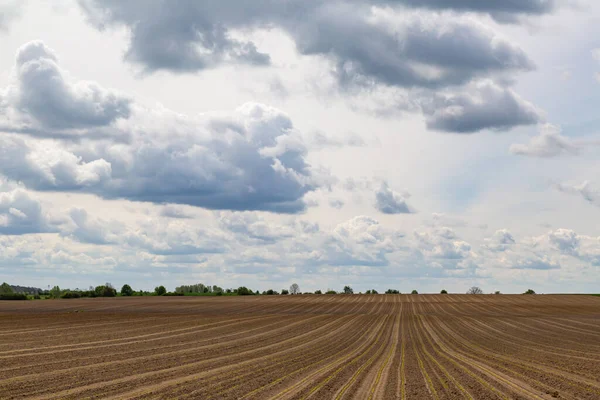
[[79, 1, 533, 87], [77, 1, 542, 134], [382, 0, 556, 21], [375, 182, 413, 214], [422, 81, 541, 133]]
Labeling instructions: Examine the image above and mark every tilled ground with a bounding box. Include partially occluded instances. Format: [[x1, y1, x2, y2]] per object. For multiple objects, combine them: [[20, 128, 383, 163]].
[[1, 295, 599, 399]]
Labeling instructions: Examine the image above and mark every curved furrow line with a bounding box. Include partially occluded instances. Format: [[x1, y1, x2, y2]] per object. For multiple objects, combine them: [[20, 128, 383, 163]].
[[45, 315, 352, 400], [430, 315, 600, 398], [465, 317, 600, 361], [298, 315, 394, 400], [411, 309, 473, 399], [0, 315, 330, 397], [201, 315, 382, 400], [419, 316, 545, 400], [275, 315, 391, 400], [193, 317, 371, 400], [0, 314, 268, 358], [0, 315, 297, 380], [171, 298, 372, 400]]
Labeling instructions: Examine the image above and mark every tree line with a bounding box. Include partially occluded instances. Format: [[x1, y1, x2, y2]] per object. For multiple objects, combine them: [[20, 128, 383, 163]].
[[0, 282, 540, 300]]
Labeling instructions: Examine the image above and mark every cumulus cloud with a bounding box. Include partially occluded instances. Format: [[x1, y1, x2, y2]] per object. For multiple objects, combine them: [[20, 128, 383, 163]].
[[76, 2, 542, 134], [0, 179, 55, 235], [374, 182, 413, 214], [414, 227, 473, 260], [422, 81, 541, 133], [1, 41, 131, 133], [0, 42, 323, 213], [484, 229, 516, 252], [510, 124, 579, 157]]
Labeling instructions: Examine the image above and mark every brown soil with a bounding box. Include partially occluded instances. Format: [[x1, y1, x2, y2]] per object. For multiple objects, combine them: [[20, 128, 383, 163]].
[[0, 294, 599, 399]]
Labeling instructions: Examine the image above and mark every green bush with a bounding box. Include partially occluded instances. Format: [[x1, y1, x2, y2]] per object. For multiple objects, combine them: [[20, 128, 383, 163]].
[[314, 290, 322, 295], [411, 290, 418, 295], [121, 284, 134, 296], [164, 292, 184, 296], [385, 289, 399, 294], [237, 286, 254, 296], [95, 285, 117, 297], [523, 289, 536, 295], [440, 289, 448, 294], [0, 293, 28, 300]]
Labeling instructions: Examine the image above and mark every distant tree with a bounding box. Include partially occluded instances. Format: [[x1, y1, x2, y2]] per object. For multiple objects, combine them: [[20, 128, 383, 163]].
[[120, 284, 134, 297], [314, 290, 322, 295], [226, 288, 232, 294], [343, 286, 354, 294], [264, 289, 277, 295], [237, 287, 254, 296], [0, 282, 14, 295], [440, 289, 448, 294], [494, 291, 501, 295], [95, 285, 117, 297], [411, 290, 418, 295], [290, 283, 300, 295], [467, 286, 483, 295], [155, 286, 167, 296], [385, 289, 399, 294], [523, 289, 536, 295], [49, 286, 62, 299], [281, 289, 289, 295], [325, 290, 337, 294], [365, 290, 371, 294]]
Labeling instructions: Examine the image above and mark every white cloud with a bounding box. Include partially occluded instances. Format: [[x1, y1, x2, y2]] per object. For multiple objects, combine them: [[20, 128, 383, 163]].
[[510, 124, 579, 157]]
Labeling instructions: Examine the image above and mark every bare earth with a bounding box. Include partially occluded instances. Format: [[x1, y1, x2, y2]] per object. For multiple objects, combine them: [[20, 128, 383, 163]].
[[1, 295, 599, 399]]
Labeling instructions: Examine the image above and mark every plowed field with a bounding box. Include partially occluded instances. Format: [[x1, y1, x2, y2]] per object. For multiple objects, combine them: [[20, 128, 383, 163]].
[[1, 295, 599, 399]]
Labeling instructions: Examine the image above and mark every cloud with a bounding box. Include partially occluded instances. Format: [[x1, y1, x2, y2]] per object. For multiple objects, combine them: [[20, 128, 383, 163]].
[[484, 229, 516, 252], [384, 0, 556, 21], [1, 41, 131, 132], [76, 3, 542, 134], [374, 182, 413, 214], [218, 212, 296, 244], [510, 124, 579, 157], [0, 42, 323, 213], [422, 81, 541, 133], [160, 205, 194, 219], [79, 1, 533, 88], [0, 179, 55, 235], [556, 181, 600, 207], [414, 227, 473, 260], [329, 199, 345, 209]]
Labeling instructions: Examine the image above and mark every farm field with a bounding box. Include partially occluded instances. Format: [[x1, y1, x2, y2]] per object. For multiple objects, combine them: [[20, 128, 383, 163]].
[[1, 295, 600, 399]]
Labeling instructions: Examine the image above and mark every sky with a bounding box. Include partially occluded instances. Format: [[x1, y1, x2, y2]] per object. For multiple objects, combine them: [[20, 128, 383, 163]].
[[1, 0, 599, 294]]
